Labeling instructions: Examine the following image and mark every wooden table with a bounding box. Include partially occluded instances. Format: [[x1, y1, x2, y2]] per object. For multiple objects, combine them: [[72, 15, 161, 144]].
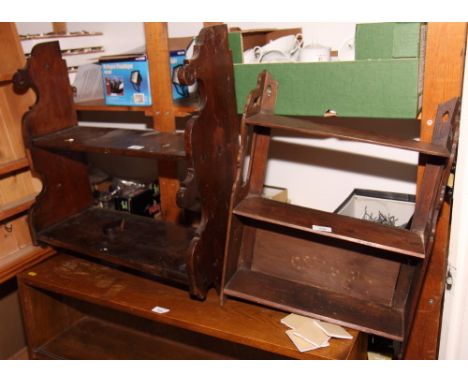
[[17, 253, 367, 360]]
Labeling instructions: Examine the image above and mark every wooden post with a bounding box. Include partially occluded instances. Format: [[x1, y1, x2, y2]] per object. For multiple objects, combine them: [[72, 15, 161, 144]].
[[404, 22, 467, 359], [52, 23, 67, 35], [144, 23, 181, 223]]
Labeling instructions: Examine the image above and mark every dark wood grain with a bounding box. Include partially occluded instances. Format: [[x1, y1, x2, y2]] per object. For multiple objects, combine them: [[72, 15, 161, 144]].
[[18, 253, 366, 360], [221, 70, 460, 348], [224, 268, 404, 341], [246, 113, 450, 158], [250, 225, 402, 306], [16, 25, 241, 299], [234, 196, 425, 258], [37, 207, 194, 285], [177, 25, 239, 298], [14, 42, 94, 234], [37, 317, 276, 360], [33, 125, 186, 160]]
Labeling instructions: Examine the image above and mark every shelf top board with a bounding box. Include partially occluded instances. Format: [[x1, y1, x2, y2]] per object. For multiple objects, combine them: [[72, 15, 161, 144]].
[[246, 113, 450, 158], [18, 253, 364, 360], [33, 125, 187, 160], [234, 196, 425, 259], [37, 207, 194, 285]]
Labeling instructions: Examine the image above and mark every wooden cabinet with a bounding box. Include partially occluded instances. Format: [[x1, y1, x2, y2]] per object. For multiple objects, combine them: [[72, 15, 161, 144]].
[[17, 253, 367, 360], [0, 22, 54, 284]]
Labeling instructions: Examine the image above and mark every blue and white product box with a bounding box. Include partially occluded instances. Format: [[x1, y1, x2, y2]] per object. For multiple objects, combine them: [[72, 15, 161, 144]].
[[100, 54, 152, 106], [169, 49, 189, 100]]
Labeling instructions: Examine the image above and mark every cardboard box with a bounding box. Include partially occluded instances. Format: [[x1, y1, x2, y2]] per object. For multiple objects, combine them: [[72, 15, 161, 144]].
[[100, 54, 152, 106], [229, 23, 423, 119], [262, 185, 289, 203], [335, 189, 415, 229]]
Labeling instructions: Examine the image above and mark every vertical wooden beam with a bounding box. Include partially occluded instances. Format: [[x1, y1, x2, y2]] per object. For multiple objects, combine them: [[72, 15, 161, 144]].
[[405, 22, 467, 359], [52, 23, 67, 35], [203, 22, 224, 27], [144, 23, 181, 223], [0, 23, 27, 75]]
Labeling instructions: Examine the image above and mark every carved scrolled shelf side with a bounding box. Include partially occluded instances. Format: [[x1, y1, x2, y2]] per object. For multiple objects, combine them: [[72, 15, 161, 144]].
[[178, 25, 240, 299], [13, 41, 94, 239]]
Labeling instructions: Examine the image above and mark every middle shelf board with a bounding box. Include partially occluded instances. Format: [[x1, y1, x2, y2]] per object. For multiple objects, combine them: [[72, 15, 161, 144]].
[[233, 196, 425, 259], [32, 125, 186, 160], [37, 207, 195, 285], [74, 94, 202, 118]]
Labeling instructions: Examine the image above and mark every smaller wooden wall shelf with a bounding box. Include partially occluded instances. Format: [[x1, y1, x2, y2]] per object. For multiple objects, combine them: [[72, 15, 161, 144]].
[[221, 71, 460, 347]]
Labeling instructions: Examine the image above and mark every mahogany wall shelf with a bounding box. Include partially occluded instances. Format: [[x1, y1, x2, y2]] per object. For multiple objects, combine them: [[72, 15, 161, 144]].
[[15, 25, 239, 300], [221, 71, 460, 346]]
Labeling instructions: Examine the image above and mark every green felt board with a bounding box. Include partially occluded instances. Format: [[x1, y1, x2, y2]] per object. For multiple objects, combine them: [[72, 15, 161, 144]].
[[228, 32, 243, 64], [355, 22, 421, 60], [233, 59, 420, 119]]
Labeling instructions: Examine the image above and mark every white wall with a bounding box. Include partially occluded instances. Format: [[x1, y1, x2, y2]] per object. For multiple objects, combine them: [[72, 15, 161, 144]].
[[439, 39, 468, 359]]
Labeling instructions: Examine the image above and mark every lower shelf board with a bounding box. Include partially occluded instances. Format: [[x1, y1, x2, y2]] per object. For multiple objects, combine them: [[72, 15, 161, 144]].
[[37, 207, 195, 285], [35, 316, 235, 360], [223, 269, 404, 341], [19, 254, 366, 360]]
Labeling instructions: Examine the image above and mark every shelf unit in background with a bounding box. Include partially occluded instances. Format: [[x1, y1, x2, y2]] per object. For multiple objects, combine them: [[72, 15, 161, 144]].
[[73, 23, 203, 222], [0, 22, 54, 285], [19, 23, 104, 82]]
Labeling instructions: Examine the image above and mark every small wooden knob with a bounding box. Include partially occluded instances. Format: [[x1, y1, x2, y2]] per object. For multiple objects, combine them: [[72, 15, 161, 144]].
[[12, 69, 32, 94]]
